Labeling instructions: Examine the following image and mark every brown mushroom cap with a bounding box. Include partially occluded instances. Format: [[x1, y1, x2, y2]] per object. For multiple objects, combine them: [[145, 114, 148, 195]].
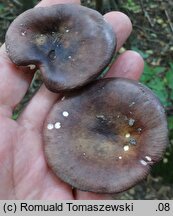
[[43, 78, 168, 193], [5, 4, 116, 92]]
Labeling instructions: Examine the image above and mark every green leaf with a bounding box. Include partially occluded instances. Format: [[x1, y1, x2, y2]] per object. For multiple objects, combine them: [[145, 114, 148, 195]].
[[152, 88, 169, 106], [144, 63, 154, 74], [170, 90, 173, 100], [168, 116, 173, 130], [169, 62, 173, 70], [123, 0, 141, 13], [166, 70, 173, 89], [140, 62, 170, 107], [153, 67, 166, 74], [140, 73, 152, 83], [147, 77, 165, 91], [0, 3, 4, 11], [140, 63, 154, 83]]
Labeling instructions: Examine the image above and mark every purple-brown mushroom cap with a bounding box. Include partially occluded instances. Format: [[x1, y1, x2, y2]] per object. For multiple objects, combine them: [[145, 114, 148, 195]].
[[5, 4, 116, 92], [43, 78, 168, 193]]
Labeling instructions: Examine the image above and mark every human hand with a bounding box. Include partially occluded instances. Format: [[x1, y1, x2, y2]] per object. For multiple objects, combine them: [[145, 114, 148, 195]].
[[0, 0, 144, 200]]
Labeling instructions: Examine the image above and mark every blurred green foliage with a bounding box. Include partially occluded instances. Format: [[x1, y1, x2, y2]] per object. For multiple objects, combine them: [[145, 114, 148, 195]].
[[168, 116, 173, 130], [0, 3, 4, 11], [123, 0, 141, 12], [139, 59, 173, 183], [141, 63, 171, 107]]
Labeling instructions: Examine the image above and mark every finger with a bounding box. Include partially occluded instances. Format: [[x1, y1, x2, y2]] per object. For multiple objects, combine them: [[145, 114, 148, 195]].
[[104, 12, 132, 52], [106, 50, 144, 80], [0, 45, 35, 116], [17, 85, 59, 131]]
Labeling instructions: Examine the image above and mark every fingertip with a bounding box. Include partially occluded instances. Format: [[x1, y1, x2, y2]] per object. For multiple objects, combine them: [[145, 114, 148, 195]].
[[106, 50, 144, 80], [104, 12, 132, 51], [104, 11, 132, 33]]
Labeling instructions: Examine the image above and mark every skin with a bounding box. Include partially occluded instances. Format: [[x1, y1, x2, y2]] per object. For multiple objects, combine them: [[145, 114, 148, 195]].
[[0, 0, 144, 200]]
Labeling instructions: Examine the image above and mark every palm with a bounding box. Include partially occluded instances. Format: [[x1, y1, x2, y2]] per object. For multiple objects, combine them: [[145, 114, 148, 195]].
[[0, 0, 144, 200], [0, 114, 73, 199]]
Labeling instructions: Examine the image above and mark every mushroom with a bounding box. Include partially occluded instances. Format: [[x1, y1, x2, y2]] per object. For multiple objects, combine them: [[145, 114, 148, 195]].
[[43, 78, 168, 193], [5, 4, 116, 92], [5, 3, 168, 193]]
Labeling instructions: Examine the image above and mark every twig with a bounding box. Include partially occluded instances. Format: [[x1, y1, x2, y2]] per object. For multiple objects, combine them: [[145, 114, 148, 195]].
[[11, 0, 22, 7], [164, 9, 173, 33], [139, 0, 154, 27], [133, 24, 161, 34]]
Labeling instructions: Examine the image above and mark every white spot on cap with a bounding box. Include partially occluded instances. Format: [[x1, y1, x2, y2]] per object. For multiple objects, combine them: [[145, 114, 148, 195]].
[[123, 145, 129, 152], [129, 118, 135, 126], [125, 133, 131, 138], [145, 156, 152, 162], [137, 128, 142, 133], [65, 29, 70, 33], [47, 123, 54, 130], [27, 64, 36, 70], [129, 138, 137, 145], [96, 115, 106, 120], [68, 56, 72, 59], [129, 102, 135, 107], [62, 111, 69, 117], [140, 160, 148, 166], [21, 31, 27, 36], [55, 122, 61, 129]]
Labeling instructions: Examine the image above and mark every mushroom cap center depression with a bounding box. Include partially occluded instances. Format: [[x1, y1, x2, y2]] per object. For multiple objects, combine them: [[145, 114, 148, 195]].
[[43, 78, 168, 193]]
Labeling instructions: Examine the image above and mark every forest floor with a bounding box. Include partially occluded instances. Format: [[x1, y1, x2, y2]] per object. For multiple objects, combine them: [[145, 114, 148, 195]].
[[0, 0, 173, 199]]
